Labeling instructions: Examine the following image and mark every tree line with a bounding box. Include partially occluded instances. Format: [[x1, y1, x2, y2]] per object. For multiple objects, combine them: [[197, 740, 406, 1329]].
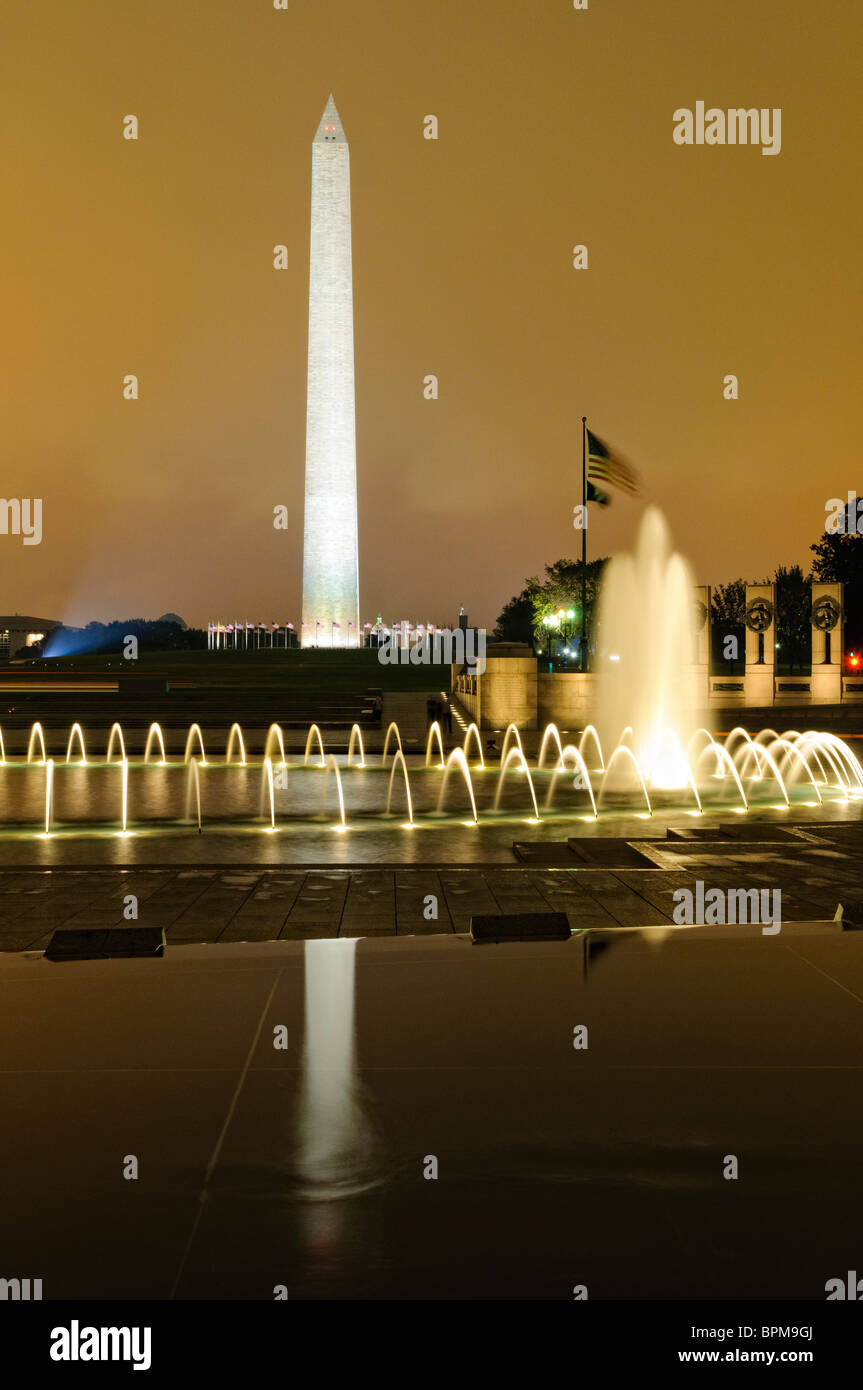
[[493, 507, 863, 671]]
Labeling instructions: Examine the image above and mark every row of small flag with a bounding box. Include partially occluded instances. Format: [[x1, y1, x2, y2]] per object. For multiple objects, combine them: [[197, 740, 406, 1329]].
[[208, 620, 356, 631]]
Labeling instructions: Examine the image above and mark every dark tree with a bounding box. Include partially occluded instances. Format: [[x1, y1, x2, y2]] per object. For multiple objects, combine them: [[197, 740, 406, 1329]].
[[810, 511, 863, 653], [43, 620, 207, 657], [535, 558, 608, 665], [774, 565, 811, 674], [710, 579, 746, 674], [495, 557, 608, 667], [493, 583, 539, 646]]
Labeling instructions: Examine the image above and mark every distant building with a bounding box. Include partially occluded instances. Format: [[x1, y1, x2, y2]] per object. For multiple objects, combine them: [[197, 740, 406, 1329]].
[[0, 615, 61, 659], [156, 612, 187, 629]]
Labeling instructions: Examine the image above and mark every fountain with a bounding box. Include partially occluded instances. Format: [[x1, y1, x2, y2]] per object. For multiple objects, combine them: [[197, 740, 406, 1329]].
[[226, 723, 246, 764], [381, 722, 402, 767], [596, 506, 698, 790], [494, 746, 540, 819], [463, 723, 484, 769], [184, 724, 206, 765], [106, 722, 126, 764], [5, 554, 863, 849], [304, 724, 326, 767], [500, 723, 525, 766], [27, 723, 47, 764], [65, 723, 87, 764], [261, 758, 276, 830], [424, 721, 445, 769], [438, 747, 479, 823], [545, 745, 598, 818], [144, 722, 167, 764], [120, 758, 129, 834], [320, 755, 347, 827], [578, 725, 605, 772], [0, 712, 858, 840], [185, 758, 202, 831], [43, 758, 54, 834], [537, 723, 564, 771], [347, 723, 365, 768], [385, 749, 414, 822], [262, 722, 286, 767]]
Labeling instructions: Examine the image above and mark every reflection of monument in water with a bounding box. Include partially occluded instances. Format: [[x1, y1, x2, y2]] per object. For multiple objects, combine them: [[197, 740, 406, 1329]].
[[301, 96, 360, 648], [296, 938, 376, 1197]]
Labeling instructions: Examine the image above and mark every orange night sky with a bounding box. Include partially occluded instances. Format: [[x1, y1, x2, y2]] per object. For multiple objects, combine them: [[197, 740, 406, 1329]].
[[1, 0, 860, 629]]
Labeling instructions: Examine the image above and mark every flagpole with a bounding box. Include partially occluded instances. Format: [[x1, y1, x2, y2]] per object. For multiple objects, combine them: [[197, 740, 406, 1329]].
[[581, 416, 587, 672]]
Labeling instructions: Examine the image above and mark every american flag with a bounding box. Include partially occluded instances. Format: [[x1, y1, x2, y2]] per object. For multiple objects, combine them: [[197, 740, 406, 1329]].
[[587, 429, 640, 496]]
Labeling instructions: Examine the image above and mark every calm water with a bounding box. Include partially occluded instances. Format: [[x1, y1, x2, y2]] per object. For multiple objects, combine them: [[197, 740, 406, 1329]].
[[2, 931, 861, 1299]]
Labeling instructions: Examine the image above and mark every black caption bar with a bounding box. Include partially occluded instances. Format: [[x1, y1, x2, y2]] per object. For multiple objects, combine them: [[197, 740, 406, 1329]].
[[1, 1301, 859, 1375]]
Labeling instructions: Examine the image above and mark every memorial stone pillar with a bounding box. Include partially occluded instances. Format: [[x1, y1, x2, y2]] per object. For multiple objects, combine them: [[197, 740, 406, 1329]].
[[744, 583, 775, 706]]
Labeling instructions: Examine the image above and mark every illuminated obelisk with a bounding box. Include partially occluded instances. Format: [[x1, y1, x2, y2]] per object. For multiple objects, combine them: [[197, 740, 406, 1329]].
[[301, 95, 359, 647]]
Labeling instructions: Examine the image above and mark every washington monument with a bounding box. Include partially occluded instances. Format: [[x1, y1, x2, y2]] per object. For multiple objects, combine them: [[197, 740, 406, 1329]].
[[301, 95, 360, 647]]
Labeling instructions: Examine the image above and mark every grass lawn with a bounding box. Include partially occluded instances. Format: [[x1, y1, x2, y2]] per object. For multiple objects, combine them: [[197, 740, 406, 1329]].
[[12, 647, 448, 694]]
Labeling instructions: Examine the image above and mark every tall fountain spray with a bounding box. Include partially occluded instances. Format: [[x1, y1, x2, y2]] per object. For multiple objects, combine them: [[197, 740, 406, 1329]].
[[596, 506, 701, 789]]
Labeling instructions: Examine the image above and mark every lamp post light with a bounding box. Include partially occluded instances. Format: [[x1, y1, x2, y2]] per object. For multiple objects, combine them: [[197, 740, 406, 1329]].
[[542, 612, 560, 660]]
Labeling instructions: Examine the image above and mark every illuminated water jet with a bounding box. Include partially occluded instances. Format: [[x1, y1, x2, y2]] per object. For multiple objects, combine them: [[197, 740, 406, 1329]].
[[537, 723, 564, 771], [320, 755, 347, 826], [184, 724, 206, 765], [381, 722, 402, 767], [438, 748, 479, 822], [494, 747, 540, 819], [121, 758, 129, 833], [386, 749, 414, 822], [65, 723, 87, 765], [578, 724, 605, 772], [27, 723, 47, 764], [424, 721, 445, 769], [106, 722, 126, 764], [304, 724, 326, 767], [261, 757, 276, 829], [463, 723, 484, 769], [597, 507, 698, 790], [143, 723, 167, 765], [226, 723, 246, 765], [185, 758, 202, 831], [347, 723, 366, 768], [545, 744, 598, 818], [44, 758, 54, 833]]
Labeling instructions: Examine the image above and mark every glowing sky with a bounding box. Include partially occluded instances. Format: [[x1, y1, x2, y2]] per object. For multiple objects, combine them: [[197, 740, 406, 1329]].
[[2, 0, 859, 629]]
